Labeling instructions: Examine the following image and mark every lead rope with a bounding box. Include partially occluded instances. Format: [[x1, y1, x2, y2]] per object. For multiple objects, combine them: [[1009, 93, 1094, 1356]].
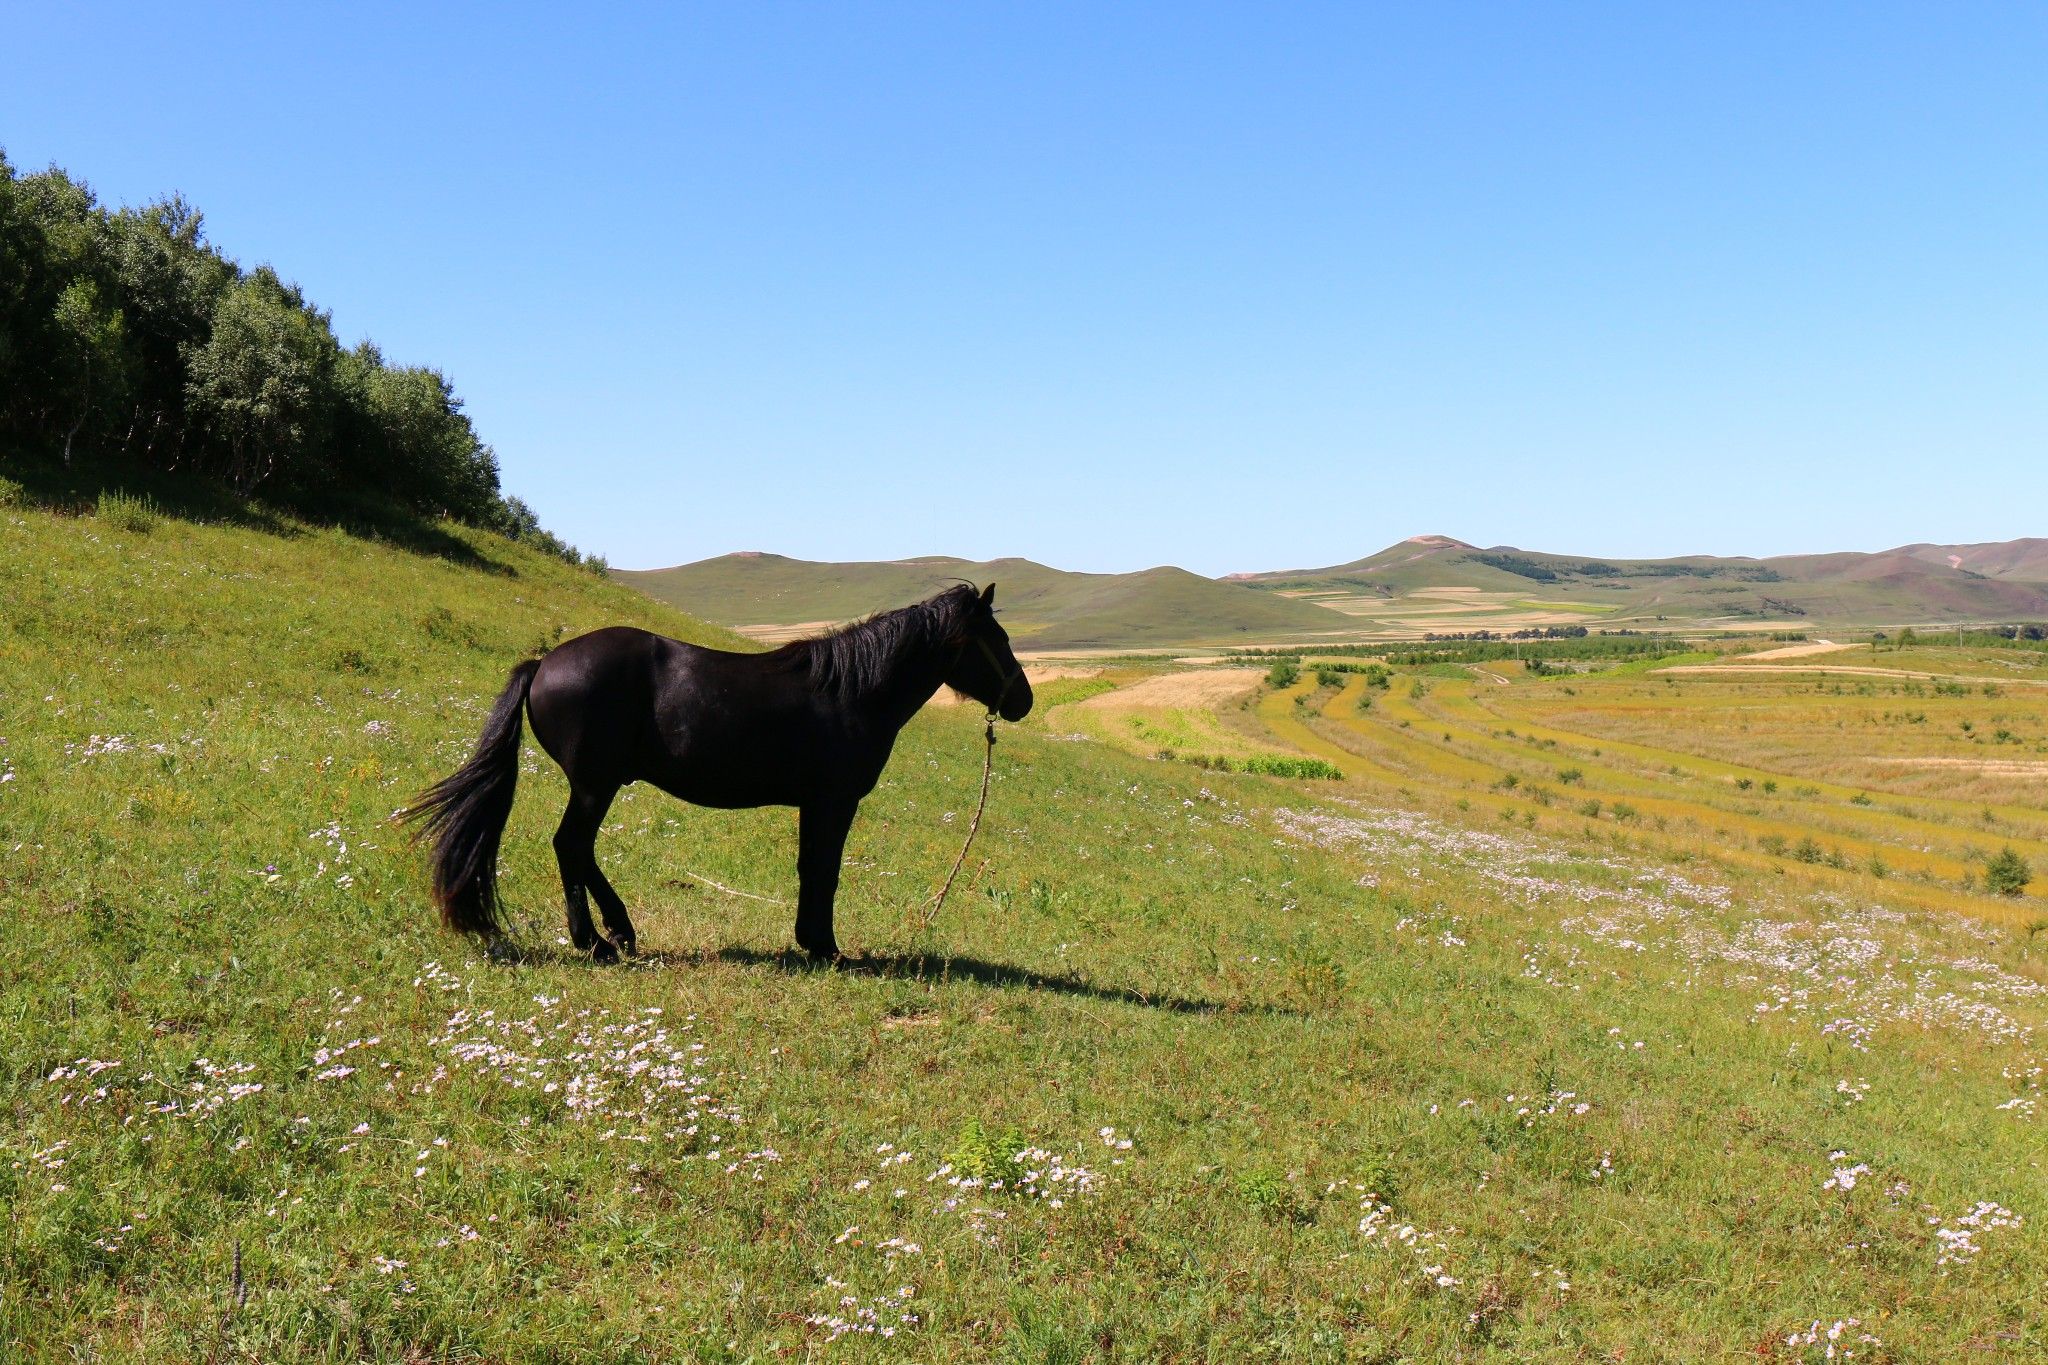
[[918, 708, 999, 932]]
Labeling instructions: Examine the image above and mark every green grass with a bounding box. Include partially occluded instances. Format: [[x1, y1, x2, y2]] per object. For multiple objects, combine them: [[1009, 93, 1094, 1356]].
[[1601, 649, 1717, 676], [7, 497, 2048, 1359], [93, 488, 163, 534]]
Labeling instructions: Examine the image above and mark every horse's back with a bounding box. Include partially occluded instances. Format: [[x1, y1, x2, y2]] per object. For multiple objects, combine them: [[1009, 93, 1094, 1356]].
[[526, 627, 810, 800], [526, 627, 669, 785]]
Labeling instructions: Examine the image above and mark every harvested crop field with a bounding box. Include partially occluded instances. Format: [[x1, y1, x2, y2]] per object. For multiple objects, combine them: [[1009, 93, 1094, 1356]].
[[1065, 667, 1264, 710]]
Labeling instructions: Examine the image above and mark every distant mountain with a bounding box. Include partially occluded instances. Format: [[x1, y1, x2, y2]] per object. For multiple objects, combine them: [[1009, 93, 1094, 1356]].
[[1233, 536, 2048, 626], [615, 536, 2048, 655], [615, 553, 1348, 651], [1222, 534, 1475, 583]]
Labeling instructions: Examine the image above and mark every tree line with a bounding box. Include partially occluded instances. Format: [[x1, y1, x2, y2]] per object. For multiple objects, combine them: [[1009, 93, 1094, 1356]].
[[0, 151, 598, 567]]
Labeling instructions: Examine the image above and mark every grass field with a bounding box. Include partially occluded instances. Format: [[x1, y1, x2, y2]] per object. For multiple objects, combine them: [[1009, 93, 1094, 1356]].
[[8, 496, 2048, 1360]]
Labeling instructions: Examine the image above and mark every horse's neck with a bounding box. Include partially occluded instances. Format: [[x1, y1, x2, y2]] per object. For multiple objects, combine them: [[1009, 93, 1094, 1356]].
[[865, 641, 955, 729]]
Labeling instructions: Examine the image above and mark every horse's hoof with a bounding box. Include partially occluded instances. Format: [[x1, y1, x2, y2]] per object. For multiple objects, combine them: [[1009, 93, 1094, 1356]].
[[591, 939, 620, 964], [800, 940, 840, 963], [616, 937, 638, 958]]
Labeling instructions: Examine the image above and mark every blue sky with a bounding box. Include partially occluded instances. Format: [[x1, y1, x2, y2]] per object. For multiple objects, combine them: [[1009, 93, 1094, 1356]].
[[9, 4, 2045, 574]]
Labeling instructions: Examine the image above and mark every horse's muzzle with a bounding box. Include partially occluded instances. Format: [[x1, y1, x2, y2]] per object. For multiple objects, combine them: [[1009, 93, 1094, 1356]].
[[997, 684, 1033, 723]]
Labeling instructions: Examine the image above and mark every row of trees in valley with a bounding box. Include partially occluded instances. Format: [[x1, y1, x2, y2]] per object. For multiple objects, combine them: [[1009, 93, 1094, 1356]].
[[0, 152, 595, 565]]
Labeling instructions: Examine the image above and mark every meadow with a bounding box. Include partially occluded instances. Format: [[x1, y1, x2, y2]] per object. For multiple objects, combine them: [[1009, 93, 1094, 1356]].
[[6, 493, 2048, 1360]]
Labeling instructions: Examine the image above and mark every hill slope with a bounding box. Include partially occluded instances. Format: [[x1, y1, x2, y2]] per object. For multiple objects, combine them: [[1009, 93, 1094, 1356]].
[[1893, 537, 2048, 581], [8, 498, 2048, 1357], [618, 552, 1347, 650]]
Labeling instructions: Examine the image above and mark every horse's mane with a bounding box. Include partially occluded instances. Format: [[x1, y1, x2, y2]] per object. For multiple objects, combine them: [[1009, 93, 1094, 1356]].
[[775, 584, 980, 698]]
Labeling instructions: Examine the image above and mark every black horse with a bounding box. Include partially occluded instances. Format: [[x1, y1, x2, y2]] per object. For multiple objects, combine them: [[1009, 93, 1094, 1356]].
[[405, 583, 1030, 961]]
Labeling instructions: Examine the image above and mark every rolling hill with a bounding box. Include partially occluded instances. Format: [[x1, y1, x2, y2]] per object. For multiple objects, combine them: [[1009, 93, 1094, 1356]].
[[616, 552, 1351, 651], [616, 535, 2048, 655], [1894, 538, 2048, 581], [1234, 534, 2048, 634]]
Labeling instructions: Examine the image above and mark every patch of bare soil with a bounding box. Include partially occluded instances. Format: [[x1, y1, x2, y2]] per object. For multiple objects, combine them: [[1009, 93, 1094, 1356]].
[[735, 620, 839, 643], [1654, 664, 2048, 686], [1068, 667, 1263, 710], [1735, 639, 1850, 661], [1863, 756, 2048, 776], [927, 664, 1103, 706]]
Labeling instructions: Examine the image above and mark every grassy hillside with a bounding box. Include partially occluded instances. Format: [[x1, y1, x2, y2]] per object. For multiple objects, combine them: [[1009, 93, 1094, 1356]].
[[616, 553, 1346, 651], [7, 496, 2048, 1359], [1895, 538, 2048, 581]]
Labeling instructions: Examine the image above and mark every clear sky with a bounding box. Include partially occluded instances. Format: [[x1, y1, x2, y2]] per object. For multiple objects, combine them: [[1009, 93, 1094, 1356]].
[[9, 4, 2045, 574]]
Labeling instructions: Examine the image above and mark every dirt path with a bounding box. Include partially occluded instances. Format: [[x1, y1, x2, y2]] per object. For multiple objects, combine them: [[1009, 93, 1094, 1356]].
[[1861, 756, 2048, 776], [1653, 663, 2048, 686], [1734, 638, 1849, 661]]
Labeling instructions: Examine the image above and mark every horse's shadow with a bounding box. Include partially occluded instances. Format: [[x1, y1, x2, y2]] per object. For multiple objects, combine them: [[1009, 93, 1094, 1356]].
[[672, 945, 1301, 1018]]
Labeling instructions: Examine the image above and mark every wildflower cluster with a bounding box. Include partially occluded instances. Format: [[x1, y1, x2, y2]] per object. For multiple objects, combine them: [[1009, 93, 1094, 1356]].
[[1821, 1152, 1872, 1193], [431, 990, 745, 1145], [1929, 1200, 2022, 1268], [807, 1281, 920, 1343], [1348, 1182, 1459, 1291], [1784, 1318, 1881, 1361]]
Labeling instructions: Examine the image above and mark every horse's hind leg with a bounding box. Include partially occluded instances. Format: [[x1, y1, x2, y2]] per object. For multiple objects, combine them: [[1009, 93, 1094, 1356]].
[[554, 784, 624, 962], [586, 853, 638, 958]]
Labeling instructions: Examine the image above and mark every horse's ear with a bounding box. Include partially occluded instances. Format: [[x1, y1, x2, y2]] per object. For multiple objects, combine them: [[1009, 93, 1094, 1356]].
[[980, 583, 996, 608]]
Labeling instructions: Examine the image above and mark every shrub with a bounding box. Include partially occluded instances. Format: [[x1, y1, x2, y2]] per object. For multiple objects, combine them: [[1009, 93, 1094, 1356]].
[[1758, 834, 1788, 857], [1792, 836, 1823, 864], [1556, 767, 1584, 785], [1578, 799, 1602, 819], [1265, 661, 1300, 689], [1239, 754, 1343, 780], [95, 488, 161, 533], [946, 1117, 1029, 1181], [1609, 802, 1637, 822], [1315, 667, 1344, 689], [1849, 792, 1873, 807], [0, 474, 24, 507], [1235, 1166, 1299, 1217], [1986, 847, 2033, 897]]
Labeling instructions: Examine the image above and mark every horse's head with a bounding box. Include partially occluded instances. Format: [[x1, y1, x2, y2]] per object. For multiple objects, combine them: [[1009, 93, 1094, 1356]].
[[945, 583, 1032, 722]]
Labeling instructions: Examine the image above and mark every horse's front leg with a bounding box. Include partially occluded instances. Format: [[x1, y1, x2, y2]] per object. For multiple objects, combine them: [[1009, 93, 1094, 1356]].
[[794, 800, 856, 960]]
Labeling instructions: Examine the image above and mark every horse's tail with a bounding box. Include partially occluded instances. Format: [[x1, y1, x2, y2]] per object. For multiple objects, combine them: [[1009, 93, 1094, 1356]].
[[401, 658, 543, 938]]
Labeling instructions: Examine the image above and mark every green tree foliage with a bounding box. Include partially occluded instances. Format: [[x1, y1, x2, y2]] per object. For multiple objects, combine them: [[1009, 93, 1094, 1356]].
[[1984, 847, 2032, 897], [183, 270, 337, 491], [51, 278, 129, 464], [0, 151, 593, 564]]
